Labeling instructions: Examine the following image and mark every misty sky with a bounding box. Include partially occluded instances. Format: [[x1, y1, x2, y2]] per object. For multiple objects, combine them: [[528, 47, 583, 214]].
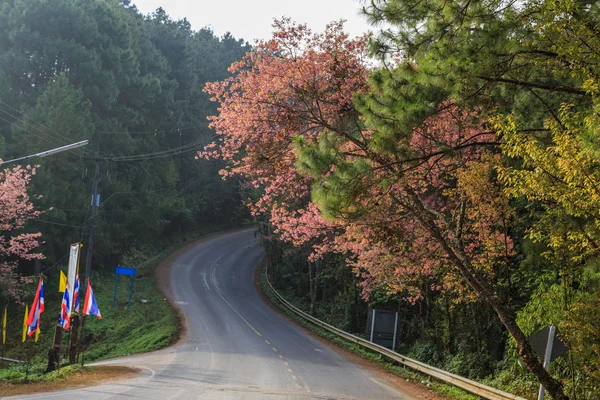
[[132, 0, 373, 43]]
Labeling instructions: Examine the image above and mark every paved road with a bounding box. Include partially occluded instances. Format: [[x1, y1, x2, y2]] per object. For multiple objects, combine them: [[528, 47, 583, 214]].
[[10, 229, 411, 399]]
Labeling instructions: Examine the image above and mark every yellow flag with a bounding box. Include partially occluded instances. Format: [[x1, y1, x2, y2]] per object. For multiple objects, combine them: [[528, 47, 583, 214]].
[[2, 306, 6, 344], [59, 270, 67, 293], [35, 327, 40, 342], [22, 305, 28, 342]]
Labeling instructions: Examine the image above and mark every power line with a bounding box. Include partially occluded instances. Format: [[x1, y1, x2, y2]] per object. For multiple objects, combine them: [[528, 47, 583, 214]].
[[0, 106, 74, 148], [0, 115, 66, 150], [98, 123, 207, 134], [104, 135, 217, 161], [35, 219, 81, 228], [0, 100, 75, 144]]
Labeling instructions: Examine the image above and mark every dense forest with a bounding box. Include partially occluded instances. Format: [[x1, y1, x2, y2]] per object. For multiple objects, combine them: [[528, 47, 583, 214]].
[[0, 0, 250, 280], [0, 0, 251, 362], [2, 0, 600, 399]]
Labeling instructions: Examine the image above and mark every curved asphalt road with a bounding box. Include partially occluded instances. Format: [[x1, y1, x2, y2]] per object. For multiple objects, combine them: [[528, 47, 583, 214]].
[[9, 229, 411, 399]]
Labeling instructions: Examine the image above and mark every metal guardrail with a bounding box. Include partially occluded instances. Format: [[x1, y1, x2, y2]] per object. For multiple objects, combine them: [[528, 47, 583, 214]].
[[265, 266, 528, 400], [0, 356, 25, 363]]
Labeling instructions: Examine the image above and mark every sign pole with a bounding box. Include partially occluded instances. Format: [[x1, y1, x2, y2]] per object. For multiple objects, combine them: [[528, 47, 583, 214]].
[[537, 325, 556, 400], [369, 309, 376, 343], [113, 275, 118, 308], [114, 266, 137, 307], [392, 312, 399, 351], [128, 276, 134, 306]]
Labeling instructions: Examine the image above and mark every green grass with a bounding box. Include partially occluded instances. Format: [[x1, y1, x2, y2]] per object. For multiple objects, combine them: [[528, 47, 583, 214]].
[[0, 363, 84, 384], [261, 266, 479, 400]]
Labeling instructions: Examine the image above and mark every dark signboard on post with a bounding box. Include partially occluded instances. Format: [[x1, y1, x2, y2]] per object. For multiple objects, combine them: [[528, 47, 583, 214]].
[[364, 309, 401, 351], [528, 325, 568, 400], [528, 325, 567, 362]]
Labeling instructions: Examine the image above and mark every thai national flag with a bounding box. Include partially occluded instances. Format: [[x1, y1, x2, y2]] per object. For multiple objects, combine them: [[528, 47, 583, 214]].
[[26, 275, 44, 337], [73, 274, 80, 314], [83, 278, 102, 320], [60, 282, 72, 330]]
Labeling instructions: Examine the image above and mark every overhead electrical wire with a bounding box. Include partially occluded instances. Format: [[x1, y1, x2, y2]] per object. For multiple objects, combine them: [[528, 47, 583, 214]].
[[0, 105, 75, 147], [0, 114, 61, 149], [98, 122, 207, 134], [0, 100, 76, 145], [104, 135, 217, 161], [0, 106, 86, 159]]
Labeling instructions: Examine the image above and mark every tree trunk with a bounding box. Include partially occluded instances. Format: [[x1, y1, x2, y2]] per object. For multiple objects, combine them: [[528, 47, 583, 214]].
[[309, 262, 316, 316], [405, 188, 570, 400]]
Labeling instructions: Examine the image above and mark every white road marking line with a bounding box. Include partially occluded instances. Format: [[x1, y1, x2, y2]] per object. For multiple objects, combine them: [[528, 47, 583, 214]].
[[210, 253, 263, 337], [166, 389, 184, 400]]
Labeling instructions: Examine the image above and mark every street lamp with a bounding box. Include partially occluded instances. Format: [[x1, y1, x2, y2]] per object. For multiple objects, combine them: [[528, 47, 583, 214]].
[[0, 140, 89, 165]]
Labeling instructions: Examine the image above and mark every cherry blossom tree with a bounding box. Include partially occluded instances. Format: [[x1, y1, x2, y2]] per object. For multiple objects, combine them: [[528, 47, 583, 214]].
[[0, 163, 43, 300], [202, 19, 563, 395], [201, 18, 367, 259]]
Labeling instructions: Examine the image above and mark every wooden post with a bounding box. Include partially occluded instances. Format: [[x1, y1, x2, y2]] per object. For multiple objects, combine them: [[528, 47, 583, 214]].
[[80, 316, 87, 366], [69, 315, 79, 364]]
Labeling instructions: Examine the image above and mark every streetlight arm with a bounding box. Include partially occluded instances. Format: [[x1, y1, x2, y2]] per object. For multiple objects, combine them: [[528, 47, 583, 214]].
[[0, 140, 89, 166]]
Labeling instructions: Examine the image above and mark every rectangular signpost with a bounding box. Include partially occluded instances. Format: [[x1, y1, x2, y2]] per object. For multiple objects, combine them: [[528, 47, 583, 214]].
[[113, 266, 136, 307], [528, 325, 568, 400]]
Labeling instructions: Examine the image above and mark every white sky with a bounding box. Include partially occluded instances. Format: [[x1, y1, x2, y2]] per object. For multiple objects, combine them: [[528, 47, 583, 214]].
[[132, 0, 373, 43]]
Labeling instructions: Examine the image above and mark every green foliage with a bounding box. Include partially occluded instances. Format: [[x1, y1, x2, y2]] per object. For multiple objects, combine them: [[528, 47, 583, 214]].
[[0, 0, 250, 272], [0, 363, 82, 384]]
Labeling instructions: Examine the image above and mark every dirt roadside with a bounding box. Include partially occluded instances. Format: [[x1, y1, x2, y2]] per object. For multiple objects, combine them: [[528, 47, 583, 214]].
[[0, 366, 140, 397], [252, 257, 449, 400]]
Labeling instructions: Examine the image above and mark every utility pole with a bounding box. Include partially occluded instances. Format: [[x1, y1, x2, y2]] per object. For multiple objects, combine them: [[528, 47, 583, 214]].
[[69, 156, 99, 364], [84, 157, 100, 288]]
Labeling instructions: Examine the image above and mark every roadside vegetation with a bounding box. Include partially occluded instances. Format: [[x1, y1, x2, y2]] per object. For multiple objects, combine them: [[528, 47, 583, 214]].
[[1, 0, 248, 380], [204, 3, 600, 399], [1, 0, 599, 399]]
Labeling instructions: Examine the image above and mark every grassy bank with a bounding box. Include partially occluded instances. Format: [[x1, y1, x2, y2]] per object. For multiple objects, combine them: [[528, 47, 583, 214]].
[[0, 225, 239, 382], [260, 264, 479, 400]]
